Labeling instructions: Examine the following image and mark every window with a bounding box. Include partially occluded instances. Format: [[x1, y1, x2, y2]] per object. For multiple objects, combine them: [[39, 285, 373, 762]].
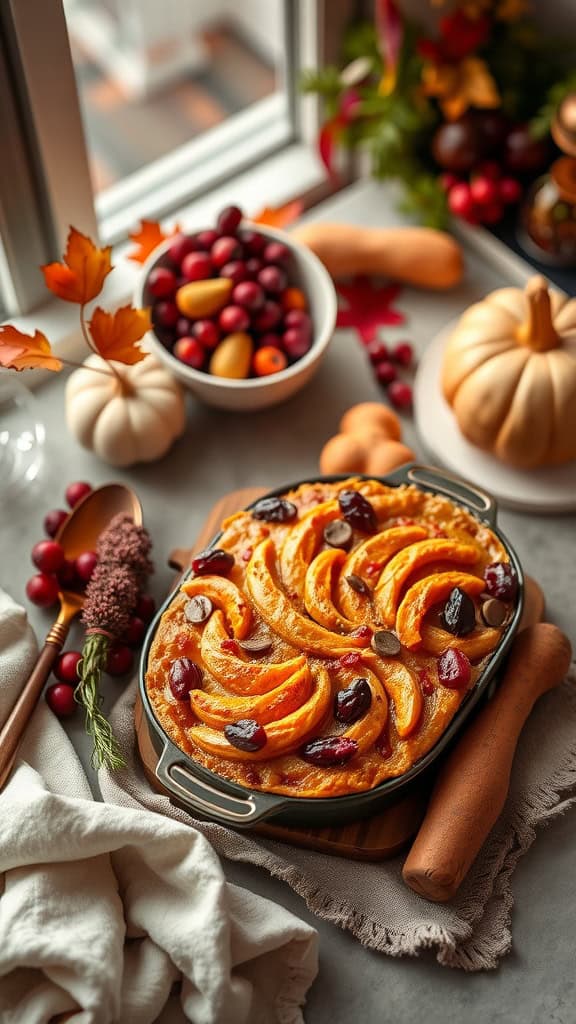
[[0, 0, 356, 319]]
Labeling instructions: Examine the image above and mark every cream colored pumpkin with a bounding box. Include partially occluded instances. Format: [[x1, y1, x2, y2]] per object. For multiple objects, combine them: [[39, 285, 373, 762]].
[[442, 276, 576, 468], [66, 354, 186, 467]]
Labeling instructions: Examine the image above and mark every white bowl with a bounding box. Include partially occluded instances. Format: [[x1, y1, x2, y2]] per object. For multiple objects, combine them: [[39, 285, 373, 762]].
[[134, 222, 337, 412]]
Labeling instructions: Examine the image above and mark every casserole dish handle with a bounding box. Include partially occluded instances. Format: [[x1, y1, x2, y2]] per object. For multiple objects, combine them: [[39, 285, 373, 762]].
[[155, 744, 290, 827], [385, 463, 497, 526]]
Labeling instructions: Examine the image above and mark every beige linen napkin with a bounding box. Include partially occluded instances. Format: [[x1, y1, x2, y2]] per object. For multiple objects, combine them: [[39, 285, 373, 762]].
[[101, 656, 576, 972], [0, 590, 318, 1024]]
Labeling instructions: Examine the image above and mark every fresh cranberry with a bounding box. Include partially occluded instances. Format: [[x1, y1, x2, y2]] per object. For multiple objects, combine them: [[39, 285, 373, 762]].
[[57, 559, 78, 589], [375, 360, 397, 385], [391, 342, 414, 367], [437, 648, 471, 689], [181, 251, 213, 281], [245, 257, 264, 279], [242, 230, 266, 254], [106, 643, 134, 677], [219, 260, 248, 285], [334, 677, 372, 724], [196, 229, 219, 249], [219, 305, 250, 333], [263, 241, 290, 265], [192, 319, 220, 349], [32, 540, 65, 574], [122, 616, 146, 647], [388, 380, 413, 410], [154, 300, 179, 328], [135, 593, 156, 623], [338, 490, 377, 533], [258, 265, 287, 294], [147, 266, 177, 298], [224, 719, 267, 752], [283, 309, 311, 334], [65, 481, 92, 509], [480, 203, 504, 225], [191, 548, 235, 575], [46, 683, 76, 717], [168, 233, 199, 265], [448, 182, 474, 218], [470, 176, 498, 206], [483, 562, 518, 601], [169, 657, 203, 699], [173, 336, 206, 369], [26, 573, 59, 607], [44, 508, 68, 538], [176, 317, 192, 337], [283, 328, 311, 360], [499, 177, 522, 204], [253, 300, 281, 331], [74, 551, 97, 583], [257, 332, 282, 349], [440, 172, 459, 191], [54, 650, 82, 685], [232, 280, 264, 310], [366, 339, 389, 364], [217, 205, 243, 235], [301, 736, 358, 766], [211, 236, 241, 268]]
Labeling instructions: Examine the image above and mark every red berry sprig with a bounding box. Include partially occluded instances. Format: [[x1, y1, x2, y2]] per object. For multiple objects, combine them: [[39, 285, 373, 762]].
[[366, 338, 414, 412]]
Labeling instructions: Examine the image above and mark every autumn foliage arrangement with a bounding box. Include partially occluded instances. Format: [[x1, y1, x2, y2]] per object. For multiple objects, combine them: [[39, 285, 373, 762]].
[[0, 228, 152, 376]]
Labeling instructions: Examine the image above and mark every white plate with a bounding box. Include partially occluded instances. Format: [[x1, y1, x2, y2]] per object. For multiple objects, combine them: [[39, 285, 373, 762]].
[[414, 325, 576, 514]]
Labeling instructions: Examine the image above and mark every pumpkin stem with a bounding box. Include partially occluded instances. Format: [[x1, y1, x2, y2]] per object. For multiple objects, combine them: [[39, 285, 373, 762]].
[[516, 276, 559, 352]]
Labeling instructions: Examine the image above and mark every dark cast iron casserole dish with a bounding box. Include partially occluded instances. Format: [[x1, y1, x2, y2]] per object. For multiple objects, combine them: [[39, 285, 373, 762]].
[[138, 463, 525, 829]]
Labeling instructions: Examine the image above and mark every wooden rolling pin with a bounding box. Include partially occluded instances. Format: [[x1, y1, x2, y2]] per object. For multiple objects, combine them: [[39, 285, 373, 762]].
[[402, 623, 572, 902], [290, 222, 464, 289]]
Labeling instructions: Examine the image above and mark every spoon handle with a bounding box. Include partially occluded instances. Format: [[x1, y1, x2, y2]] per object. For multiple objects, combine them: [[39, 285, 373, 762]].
[[0, 617, 71, 790]]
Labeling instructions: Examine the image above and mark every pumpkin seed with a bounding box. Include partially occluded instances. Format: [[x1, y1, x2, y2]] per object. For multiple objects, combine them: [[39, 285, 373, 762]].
[[345, 574, 371, 596], [184, 595, 213, 624], [481, 598, 506, 628], [238, 633, 273, 656], [323, 519, 353, 549]]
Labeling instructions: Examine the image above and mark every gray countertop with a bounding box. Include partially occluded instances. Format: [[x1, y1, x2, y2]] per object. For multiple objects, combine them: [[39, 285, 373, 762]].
[[1, 180, 575, 1023]]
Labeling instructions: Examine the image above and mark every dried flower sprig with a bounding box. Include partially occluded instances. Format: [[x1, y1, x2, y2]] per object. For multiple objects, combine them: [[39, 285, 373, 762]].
[[77, 513, 153, 770]]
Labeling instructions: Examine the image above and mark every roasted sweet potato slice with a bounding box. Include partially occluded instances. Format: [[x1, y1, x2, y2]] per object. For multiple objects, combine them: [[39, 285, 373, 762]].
[[332, 666, 388, 754], [304, 549, 355, 631], [363, 653, 422, 738], [396, 572, 486, 650], [182, 576, 251, 639], [200, 611, 305, 694], [375, 540, 479, 626], [421, 623, 500, 660], [247, 539, 370, 656], [337, 526, 428, 622], [280, 500, 341, 597], [190, 661, 312, 728], [188, 664, 332, 761]]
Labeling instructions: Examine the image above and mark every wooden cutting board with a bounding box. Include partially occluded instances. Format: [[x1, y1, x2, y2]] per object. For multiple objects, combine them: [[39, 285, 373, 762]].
[[136, 487, 544, 860]]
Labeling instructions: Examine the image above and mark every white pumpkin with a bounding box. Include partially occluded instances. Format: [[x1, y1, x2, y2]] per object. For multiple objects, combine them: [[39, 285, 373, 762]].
[[66, 354, 186, 467]]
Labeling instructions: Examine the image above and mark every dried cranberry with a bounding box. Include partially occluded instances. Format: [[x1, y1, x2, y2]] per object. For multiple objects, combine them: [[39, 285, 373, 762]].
[[441, 587, 476, 636], [334, 678, 372, 724], [483, 562, 518, 602], [169, 657, 203, 700], [191, 548, 234, 576], [224, 719, 267, 752], [301, 736, 358, 767], [418, 669, 435, 696], [251, 497, 297, 523], [437, 648, 471, 690], [338, 490, 377, 533], [338, 651, 362, 667]]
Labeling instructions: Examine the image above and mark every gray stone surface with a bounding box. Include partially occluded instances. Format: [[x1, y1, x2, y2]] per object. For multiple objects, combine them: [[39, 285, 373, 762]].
[[1, 181, 575, 1023]]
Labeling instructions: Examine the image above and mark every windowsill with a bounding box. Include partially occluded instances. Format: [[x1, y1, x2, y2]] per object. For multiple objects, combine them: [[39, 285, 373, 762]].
[[4, 141, 327, 378]]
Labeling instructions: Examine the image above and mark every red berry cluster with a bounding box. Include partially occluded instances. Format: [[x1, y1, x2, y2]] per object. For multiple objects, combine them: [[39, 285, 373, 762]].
[[25, 480, 156, 719], [443, 164, 522, 226], [148, 205, 313, 378], [365, 339, 414, 411]]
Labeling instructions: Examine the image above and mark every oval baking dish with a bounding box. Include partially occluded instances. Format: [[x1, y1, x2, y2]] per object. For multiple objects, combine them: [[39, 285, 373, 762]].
[[138, 464, 524, 828]]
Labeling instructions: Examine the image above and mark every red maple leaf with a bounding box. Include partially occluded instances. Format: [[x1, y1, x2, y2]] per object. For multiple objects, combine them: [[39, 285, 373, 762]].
[[336, 277, 405, 345]]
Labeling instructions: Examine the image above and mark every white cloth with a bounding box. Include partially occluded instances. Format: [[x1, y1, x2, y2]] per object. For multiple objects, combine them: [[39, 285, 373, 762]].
[[0, 590, 318, 1024]]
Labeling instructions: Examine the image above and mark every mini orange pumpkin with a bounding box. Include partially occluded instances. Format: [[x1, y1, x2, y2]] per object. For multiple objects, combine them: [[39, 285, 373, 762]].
[[442, 276, 576, 468], [319, 402, 415, 475]]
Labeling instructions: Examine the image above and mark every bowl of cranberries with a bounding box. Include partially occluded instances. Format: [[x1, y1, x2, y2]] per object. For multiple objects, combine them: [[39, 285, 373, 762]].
[[135, 205, 337, 412]]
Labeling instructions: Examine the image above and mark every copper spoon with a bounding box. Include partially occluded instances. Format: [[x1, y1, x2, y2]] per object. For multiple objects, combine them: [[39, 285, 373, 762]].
[[0, 483, 142, 789]]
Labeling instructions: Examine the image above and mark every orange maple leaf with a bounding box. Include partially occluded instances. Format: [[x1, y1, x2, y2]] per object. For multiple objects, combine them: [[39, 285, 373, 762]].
[[253, 200, 303, 228], [422, 56, 500, 121], [88, 305, 151, 365], [128, 220, 180, 263], [0, 326, 62, 372], [42, 228, 113, 305]]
